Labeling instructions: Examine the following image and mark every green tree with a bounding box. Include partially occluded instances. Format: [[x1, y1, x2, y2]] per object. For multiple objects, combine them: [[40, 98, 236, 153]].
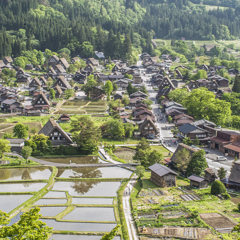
[[211, 180, 227, 195], [105, 119, 125, 139], [191, 70, 208, 81], [13, 123, 28, 139], [103, 80, 113, 97], [193, 137, 199, 146], [101, 225, 120, 240], [81, 41, 94, 58], [217, 167, 227, 180], [124, 73, 133, 79], [167, 116, 172, 123], [136, 166, 145, 179], [168, 88, 190, 104], [21, 146, 32, 163], [0, 139, 11, 158], [209, 46, 221, 57], [71, 116, 101, 154], [50, 88, 56, 99], [146, 150, 164, 167], [175, 148, 191, 173], [124, 123, 135, 138], [68, 64, 77, 73], [64, 89, 74, 99], [127, 82, 138, 95], [82, 75, 99, 96], [0, 207, 52, 239], [186, 150, 208, 177], [122, 95, 130, 106], [182, 137, 193, 146], [232, 75, 240, 93]]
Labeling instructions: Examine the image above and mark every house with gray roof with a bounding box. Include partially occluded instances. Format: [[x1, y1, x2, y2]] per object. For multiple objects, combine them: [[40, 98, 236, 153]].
[[188, 175, 208, 188], [149, 163, 178, 187], [52, 76, 71, 91], [39, 118, 73, 146]]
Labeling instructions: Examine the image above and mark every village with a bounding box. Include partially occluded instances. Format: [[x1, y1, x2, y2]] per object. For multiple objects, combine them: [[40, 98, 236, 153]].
[[0, 48, 240, 240]]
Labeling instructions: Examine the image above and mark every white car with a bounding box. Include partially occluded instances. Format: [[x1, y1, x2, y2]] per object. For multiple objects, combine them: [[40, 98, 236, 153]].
[[216, 156, 227, 161]]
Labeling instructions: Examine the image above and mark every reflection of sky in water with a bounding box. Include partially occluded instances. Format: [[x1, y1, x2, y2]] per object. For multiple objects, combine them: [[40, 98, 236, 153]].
[[43, 191, 66, 198], [38, 207, 67, 217], [34, 199, 67, 205], [0, 183, 47, 192], [41, 219, 117, 232], [0, 168, 52, 181], [71, 198, 113, 205], [40, 156, 100, 164], [0, 195, 33, 213], [57, 167, 132, 179], [62, 207, 115, 221], [50, 235, 121, 240], [52, 181, 121, 196]]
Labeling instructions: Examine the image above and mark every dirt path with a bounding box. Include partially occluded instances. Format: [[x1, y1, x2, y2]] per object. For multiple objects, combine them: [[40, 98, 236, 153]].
[[123, 175, 139, 240]]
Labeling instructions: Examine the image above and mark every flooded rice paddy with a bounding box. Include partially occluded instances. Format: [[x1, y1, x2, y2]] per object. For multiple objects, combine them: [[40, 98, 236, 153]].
[[71, 197, 113, 205], [0, 195, 33, 213], [41, 219, 117, 232], [0, 182, 47, 192], [43, 191, 66, 198], [0, 167, 52, 181], [52, 181, 121, 196], [62, 207, 115, 221], [40, 156, 101, 164], [49, 235, 121, 240], [34, 199, 68, 205], [38, 207, 67, 217], [57, 167, 132, 179]]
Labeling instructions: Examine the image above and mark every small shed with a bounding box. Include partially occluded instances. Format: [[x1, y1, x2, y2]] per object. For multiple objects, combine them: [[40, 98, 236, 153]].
[[204, 168, 217, 183], [188, 175, 208, 188], [58, 114, 70, 122], [149, 163, 178, 188], [6, 138, 25, 152]]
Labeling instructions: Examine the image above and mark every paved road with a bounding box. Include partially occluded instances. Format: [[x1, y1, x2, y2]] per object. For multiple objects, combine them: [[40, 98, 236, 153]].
[[138, 61, 233, 177]]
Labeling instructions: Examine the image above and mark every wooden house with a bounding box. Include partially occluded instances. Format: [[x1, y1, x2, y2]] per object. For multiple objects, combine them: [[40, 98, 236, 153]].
[[156, 76, 175, 99], [138, 116, 158, 138], [29, 77, 42, 88], [5, 138, 25, 152], [39, 76, 47, 86], [85, 64, 94, 73], [52, 76, 71, 91], [87, 58, 99, 66], [171, 79, 179, 88], [114, 93, 123, 100], [129, 91, 148, 99], [47, 67, 57, 76], [178, 123, 210, 143], [114, 79, 129, 90], [58, 58, 69, 70], [187, 80, 199, 91], [188, 175, 208, 188], [35, 65, 42, 71], [3, 56, 13, 65], [58, 114, 70, 122], [0, 60, 5, 69], [1, 99, 22, 113], [221, 160, 240, 190], [149, 163, 178, 187], [48, 55, 59, 67], [39, 118, 73, 146], [54, 64, 66, 74], [54, 85, 63, 98], [74, 71, 87, 84], [216, 78, 229, 88], [89, 86, 105, 100], [32, 91, 50, 113], [71, 57, 80, 64], [129, 97, 144, 107], [204, 168, 217, 183]]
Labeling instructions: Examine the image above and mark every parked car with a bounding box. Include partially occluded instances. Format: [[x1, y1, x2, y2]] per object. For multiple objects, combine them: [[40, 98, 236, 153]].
[[204, 150, 210, 154], [216, 156, 227, 161]]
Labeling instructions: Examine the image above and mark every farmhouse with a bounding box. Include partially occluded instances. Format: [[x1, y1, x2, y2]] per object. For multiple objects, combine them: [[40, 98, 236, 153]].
[[149, 163, 178, 187], [138, 116, 158, 138], [39, 118, 73, 146], [188, 175, 208, 189]]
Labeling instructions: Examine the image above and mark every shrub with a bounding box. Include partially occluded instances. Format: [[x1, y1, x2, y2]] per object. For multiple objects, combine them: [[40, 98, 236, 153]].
[[222, 193, 231, 200], [211, 180, 227, 195], [238, 203, 240, 212]]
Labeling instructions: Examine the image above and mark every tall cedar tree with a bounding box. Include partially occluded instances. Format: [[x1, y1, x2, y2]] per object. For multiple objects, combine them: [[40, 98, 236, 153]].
[[232, 75, 240, 93]]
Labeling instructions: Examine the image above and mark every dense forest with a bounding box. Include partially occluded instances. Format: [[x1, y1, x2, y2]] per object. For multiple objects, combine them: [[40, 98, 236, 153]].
[[1, 0, 240, 59]]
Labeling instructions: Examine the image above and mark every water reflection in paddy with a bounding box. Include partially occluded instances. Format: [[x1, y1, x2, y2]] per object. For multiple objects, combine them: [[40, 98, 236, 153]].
[[41, 219, 116, 232], [72, 198, 113, 205], [43, 191, 66, 198], [34, 199, 67, 205], [0, 167, 52, 181], [50, 234, 121, 240], [62, 207, 115, 221], [40, 156, 102, 164], [38, 207, 66, 217], [57, 167, 132, 179], [0, 195, 33, 213], [52, 181, 121, 197], [0, 183, 47, 192]]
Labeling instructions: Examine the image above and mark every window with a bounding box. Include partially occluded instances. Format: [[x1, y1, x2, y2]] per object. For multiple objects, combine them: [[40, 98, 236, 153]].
[[144, 127, 148, 130], [38, 101, 40, 103], [193, 85, 195, 87], [149, 127, 153, 129], [54, 132, 58, 136], [196, 134, 206, 138]]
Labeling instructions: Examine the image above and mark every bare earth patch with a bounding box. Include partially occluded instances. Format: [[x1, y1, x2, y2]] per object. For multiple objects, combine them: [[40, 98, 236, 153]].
[[200, 212, 236, 229], [114, 148, 136, 162]]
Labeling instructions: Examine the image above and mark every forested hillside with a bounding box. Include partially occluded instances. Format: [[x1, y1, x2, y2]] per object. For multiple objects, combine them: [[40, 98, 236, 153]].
[[1, 0, 240, 59]]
